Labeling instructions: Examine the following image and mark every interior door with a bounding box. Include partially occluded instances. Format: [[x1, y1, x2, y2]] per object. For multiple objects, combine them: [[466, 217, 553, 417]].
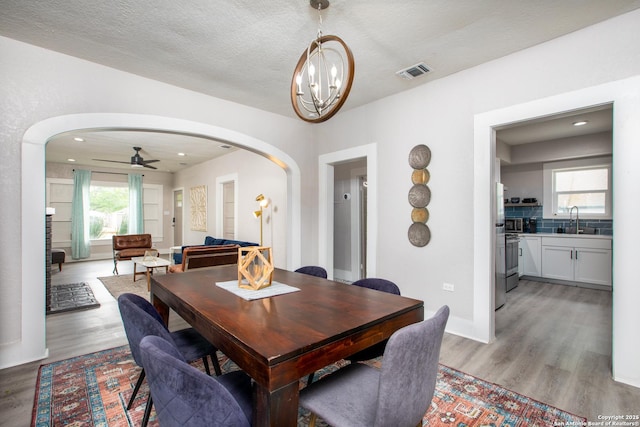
[[173, 189, 183, 246], [222, 181, 235, 239]]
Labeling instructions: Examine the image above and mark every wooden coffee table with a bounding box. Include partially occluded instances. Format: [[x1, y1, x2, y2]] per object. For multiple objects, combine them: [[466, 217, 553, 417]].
[[132, 256, 171, 291]]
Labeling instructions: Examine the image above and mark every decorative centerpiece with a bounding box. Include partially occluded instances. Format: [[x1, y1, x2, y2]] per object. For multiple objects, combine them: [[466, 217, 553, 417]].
[[238, 246, 274, 290]]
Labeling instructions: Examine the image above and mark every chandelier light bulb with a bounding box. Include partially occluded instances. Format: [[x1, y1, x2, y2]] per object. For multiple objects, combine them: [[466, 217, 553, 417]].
[[296, 73, 303, 94], [309, 63, 315, 85]]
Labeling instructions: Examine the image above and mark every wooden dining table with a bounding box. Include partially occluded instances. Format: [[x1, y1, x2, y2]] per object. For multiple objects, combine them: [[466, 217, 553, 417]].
[[150, 265, 424, 427]]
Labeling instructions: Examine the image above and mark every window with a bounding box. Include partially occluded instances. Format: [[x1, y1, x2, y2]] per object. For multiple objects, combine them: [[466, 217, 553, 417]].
[[46, 178, 163, 245], [543, 157, 612, 219], [89, 184, 129, 239]]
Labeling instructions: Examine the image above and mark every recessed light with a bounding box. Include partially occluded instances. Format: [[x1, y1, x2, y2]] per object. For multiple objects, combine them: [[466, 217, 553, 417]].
[[177, 152, 186, 156], [573, 120, 588, 126], [73, 137, 84, 142], [67, 158, 76, 162]]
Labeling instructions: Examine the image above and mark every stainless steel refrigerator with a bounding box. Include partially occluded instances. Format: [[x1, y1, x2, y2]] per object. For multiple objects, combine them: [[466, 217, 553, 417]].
[[495, 183, 506, 310]]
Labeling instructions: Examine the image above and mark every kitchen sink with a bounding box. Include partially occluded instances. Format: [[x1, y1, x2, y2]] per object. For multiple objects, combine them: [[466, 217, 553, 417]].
[[565, 226, 597, 235]]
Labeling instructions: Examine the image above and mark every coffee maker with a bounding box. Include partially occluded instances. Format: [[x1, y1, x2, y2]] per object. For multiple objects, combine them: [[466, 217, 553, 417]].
[[524, 217, 537, 233]]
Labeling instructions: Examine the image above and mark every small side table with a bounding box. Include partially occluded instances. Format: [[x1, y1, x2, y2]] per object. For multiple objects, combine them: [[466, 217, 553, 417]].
[[132, 256, 172, 291], [51, 249, 66, 271]]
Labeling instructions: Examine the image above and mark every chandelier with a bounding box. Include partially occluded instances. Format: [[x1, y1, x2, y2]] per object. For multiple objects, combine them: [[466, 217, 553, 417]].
[[290, 0, 355, 123]]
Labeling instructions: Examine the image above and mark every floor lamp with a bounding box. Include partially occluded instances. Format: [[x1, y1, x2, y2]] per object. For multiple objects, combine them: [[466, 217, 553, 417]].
[[254, 194, 270, 246]]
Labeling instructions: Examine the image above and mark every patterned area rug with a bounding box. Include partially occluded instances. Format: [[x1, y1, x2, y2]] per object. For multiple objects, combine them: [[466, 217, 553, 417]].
[[98, 274, 154, 301], [46, 282, 100, 315], [31, 346, 586, 426]]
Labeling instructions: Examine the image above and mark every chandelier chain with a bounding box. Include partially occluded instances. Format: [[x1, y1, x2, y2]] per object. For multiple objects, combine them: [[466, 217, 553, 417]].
[[316, 2, 323, 39]]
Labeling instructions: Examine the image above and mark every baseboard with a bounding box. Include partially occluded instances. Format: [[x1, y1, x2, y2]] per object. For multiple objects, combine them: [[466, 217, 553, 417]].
[[521, 275, 611, 291], [333, 268, 354, 282]]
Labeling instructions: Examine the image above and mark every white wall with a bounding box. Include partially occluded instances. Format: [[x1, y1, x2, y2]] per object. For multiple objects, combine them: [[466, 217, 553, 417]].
[[505, 131, 612, 165], [501, 131, 613, 201], [501, 163, 544, 203], [174, 149, 288, 267], [317, 10, 640, 386]]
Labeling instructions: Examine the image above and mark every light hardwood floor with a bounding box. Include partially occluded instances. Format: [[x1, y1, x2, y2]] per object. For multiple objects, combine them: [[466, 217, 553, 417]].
[[1, 261, 638, 426], [439, 279, 640, 421]]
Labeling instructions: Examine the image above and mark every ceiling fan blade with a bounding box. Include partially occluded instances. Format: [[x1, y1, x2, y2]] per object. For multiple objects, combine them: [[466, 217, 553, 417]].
[[93, 148, 159, 169], [93, 159, 131, 164]]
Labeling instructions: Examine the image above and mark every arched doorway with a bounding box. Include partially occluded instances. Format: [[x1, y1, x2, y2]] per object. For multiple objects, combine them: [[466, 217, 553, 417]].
[[19, 112, 302, 364]]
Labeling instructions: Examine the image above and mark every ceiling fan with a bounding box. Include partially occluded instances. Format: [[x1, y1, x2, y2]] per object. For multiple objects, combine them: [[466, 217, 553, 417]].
[[93, 146, 159, 169]]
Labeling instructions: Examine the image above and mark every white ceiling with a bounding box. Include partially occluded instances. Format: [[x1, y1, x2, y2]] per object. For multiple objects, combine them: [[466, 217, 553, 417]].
[[497, 105, 613, 146], [2, 0, 636, 171], [46, 131, 238, 173]]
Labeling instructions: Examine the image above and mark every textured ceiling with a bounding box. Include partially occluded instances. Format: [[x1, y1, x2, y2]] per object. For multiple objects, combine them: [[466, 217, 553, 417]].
[[2, 0, 636, 170]]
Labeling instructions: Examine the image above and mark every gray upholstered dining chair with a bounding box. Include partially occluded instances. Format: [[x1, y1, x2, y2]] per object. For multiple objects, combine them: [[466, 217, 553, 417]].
[[118, 293, 222, 427], [307, 277, 400, 385], [299, 305, 449, 427], [306, 277, 401, 385], [294, 265, 328, 278], [140, 335, 253, 427], [351, 277, 401, 295], [346, 278, 401, 363]]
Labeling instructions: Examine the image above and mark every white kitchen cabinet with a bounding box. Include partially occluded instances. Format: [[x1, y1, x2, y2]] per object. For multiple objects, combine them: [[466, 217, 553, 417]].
[[574, 247, 612, 286], [541, 237, 612, 287], [518, 236, 541, 277], [541, 245, 574, 281]]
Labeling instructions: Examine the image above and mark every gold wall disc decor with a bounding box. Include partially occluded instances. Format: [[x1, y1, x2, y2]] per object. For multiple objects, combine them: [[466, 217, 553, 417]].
[[411, 168, 430, 185], [408, 144, 431, 247], [411, 207, 429, 223]]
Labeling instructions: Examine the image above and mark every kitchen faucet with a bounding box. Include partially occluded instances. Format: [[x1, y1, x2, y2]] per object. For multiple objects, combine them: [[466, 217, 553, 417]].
[[569, 206, 581, 234]]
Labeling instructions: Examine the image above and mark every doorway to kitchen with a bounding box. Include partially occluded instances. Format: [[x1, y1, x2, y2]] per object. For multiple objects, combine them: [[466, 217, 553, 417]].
[[474, 76, 640, 386], [493, 105, 613, 351]]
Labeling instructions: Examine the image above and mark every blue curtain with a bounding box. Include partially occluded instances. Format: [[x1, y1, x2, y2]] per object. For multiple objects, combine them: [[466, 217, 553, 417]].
[[128, 173, 144, 234], [71, 169, 91, 259]]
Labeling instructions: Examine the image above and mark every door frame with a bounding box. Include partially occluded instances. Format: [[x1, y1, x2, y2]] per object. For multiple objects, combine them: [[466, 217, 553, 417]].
[[13, 112, 302, 369], [216, 173, 239, 238], [473, 76, 640, 387], [172, 187, 184, 246], [319, 143, 377, 280], [350, 167, 367, 280]]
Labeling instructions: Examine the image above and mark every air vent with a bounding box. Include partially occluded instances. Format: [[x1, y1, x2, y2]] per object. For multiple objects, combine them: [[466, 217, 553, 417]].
[[396, 62, 431, 80], [219, 144, 232, 149]]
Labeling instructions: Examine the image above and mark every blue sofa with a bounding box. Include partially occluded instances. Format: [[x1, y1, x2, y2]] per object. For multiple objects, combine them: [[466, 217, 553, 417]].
[[173, 236, 258, 264]]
